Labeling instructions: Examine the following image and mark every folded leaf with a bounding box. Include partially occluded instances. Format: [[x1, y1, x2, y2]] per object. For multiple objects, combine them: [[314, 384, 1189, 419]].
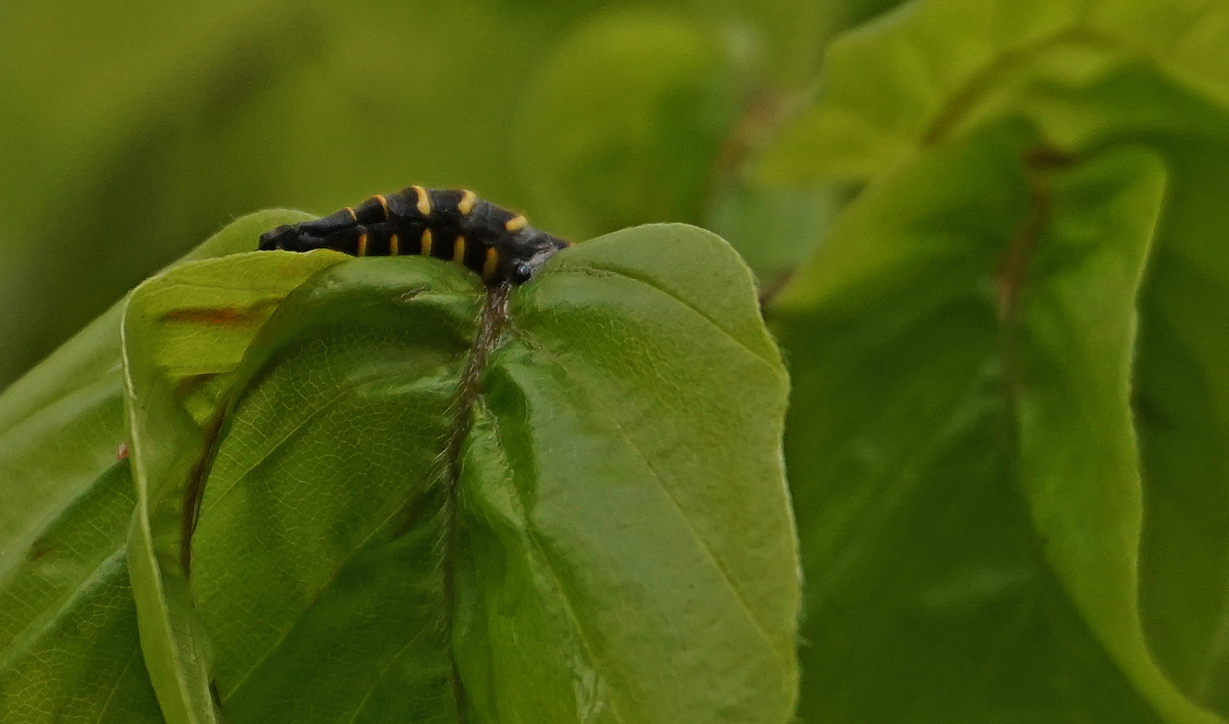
[[123, 223, 799, 723], [0, 210, 312, 724], [775, 119, 1223, 723]]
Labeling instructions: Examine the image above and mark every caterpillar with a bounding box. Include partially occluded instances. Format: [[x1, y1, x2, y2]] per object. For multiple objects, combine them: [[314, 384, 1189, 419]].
[[259, 186, 571, 284]]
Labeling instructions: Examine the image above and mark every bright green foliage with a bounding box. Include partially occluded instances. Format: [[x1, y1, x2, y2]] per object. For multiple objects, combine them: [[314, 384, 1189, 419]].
[[765, 0, 1229, 721], [759, 0, 1229, 184], [462, 227, 796, 723], [7, 0, 1229, 721], [0, 211, 309, 723], [113, 220, 796, 723], [125, 241, 350, 724]]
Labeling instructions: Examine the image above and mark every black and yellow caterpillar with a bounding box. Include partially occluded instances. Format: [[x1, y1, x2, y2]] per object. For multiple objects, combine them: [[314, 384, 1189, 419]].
[[259, 186, 571, 284]]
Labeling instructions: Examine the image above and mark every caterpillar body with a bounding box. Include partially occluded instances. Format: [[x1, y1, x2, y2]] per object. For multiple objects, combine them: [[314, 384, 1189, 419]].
[[258, 186, 571, 284]]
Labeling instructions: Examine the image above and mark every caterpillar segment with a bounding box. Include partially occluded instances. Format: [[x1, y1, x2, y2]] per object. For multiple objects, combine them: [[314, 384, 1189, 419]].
[[258, 187, 572, 284]]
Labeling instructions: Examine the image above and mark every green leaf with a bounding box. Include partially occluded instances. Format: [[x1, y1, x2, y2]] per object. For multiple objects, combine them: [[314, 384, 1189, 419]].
[[1087, 0, 1229, 107], [185, 257, 483, 723], [1009, 145, 1209, 724], [124, 249, 349, 724], [756, 0, 1229, 185], [773, 119, 1222, 723], [0, 210, 308, 723], [758, 0, 1084, 183], [123, 223, 798, 722], [464, 225, 796, 723], [0, 273, 144, 724], [0, 455, 163, 723], [1032, 64, 1229, 716]]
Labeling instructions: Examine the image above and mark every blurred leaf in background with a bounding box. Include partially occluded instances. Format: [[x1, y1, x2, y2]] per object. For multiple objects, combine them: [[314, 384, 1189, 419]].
[[761, 0, 1229, 721], [0, 0, 886, 388]]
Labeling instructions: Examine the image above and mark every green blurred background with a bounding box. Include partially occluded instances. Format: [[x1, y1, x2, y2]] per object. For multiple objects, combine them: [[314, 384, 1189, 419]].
[[0, 0, 896, 389]]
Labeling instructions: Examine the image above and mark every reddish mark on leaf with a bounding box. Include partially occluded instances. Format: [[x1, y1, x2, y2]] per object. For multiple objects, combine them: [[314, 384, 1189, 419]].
[[117, 442, 129, 460], [161, 300, 277, 326], [28, 539, 53, 561]]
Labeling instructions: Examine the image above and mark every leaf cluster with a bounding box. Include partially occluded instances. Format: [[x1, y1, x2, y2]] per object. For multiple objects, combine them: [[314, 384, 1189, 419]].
[[6, 0, 1229, 722]]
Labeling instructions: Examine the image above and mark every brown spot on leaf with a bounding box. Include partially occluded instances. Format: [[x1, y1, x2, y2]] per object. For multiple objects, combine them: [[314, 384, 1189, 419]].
[[161, 300, 277, 326]]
